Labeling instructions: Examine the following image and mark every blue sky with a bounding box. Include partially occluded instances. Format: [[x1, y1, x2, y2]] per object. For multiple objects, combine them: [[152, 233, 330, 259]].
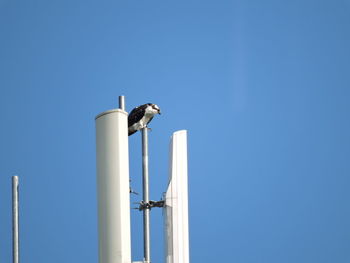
[[1, 0, 350, 262]]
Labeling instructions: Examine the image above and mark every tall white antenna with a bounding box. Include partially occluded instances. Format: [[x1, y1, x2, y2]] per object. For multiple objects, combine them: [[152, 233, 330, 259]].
[[164, 130, 189, 263], [95, 96, 131, 263]]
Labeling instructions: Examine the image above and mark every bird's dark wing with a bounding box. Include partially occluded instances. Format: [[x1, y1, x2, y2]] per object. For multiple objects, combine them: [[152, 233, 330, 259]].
[[128, 104, 148, 127], [128, 129, 137, 136]]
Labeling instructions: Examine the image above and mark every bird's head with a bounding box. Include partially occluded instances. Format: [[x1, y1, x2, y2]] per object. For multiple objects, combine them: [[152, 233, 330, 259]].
[[148, 103, 161, 115]]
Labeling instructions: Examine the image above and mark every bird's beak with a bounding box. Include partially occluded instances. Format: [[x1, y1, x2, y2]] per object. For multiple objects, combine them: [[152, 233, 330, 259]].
[[158, 110, 161, 115]]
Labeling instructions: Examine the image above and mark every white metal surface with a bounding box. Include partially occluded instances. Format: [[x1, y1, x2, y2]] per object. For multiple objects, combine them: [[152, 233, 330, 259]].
[[164, 130, 189, 263], [96, 109, 131, 263]]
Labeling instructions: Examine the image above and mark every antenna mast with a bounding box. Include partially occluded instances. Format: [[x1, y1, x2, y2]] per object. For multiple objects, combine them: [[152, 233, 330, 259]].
[[12, 175, 19, 263], [141, 127, 151, 263]]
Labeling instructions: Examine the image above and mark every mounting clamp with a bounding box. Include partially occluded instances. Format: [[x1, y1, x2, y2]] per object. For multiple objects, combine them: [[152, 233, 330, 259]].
[[138, 200, 165, 211]]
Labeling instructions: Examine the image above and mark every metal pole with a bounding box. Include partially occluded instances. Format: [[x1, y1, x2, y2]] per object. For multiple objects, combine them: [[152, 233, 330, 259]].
[[119, 95, 125, 111], [142, 127, 151, 263], [12, 176, 19, 263]]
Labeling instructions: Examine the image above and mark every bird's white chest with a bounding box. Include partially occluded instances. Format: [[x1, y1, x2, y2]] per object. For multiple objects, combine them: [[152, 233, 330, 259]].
[[139, 113, 153, 126], [130, 111, 154, 131]]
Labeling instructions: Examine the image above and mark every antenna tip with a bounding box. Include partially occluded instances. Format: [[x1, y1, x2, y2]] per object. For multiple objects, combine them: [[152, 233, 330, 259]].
[[118, 96, 126, 111]]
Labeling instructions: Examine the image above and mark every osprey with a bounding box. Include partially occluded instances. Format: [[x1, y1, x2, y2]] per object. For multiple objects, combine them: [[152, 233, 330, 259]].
[[128, 103, 161, 136]]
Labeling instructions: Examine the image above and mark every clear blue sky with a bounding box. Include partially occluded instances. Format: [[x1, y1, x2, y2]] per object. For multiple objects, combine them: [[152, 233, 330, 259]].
[[1, 0, 350, 262]]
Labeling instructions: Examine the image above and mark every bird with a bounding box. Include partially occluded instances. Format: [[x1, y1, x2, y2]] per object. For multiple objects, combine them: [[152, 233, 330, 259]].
[[128, 103, 161, 136]]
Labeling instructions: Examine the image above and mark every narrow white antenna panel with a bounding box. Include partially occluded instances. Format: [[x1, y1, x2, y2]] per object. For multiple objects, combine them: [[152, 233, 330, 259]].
[[95, 109, 131, 263], [164, 130, 189, 263]]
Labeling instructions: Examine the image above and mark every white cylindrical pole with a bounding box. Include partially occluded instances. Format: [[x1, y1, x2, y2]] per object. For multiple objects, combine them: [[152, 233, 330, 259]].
[[12, 176, 19, 263], [95, 108, 131, 263]]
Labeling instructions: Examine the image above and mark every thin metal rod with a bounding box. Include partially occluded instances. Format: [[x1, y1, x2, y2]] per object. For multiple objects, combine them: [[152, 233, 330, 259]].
[[119, 95, 125, 111], [142, 127, 151, 263], [12, 176, 19, 263]]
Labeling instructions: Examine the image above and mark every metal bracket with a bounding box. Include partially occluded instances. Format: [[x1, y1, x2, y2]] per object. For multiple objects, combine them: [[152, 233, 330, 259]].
[[138, 200, 165, 211]]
